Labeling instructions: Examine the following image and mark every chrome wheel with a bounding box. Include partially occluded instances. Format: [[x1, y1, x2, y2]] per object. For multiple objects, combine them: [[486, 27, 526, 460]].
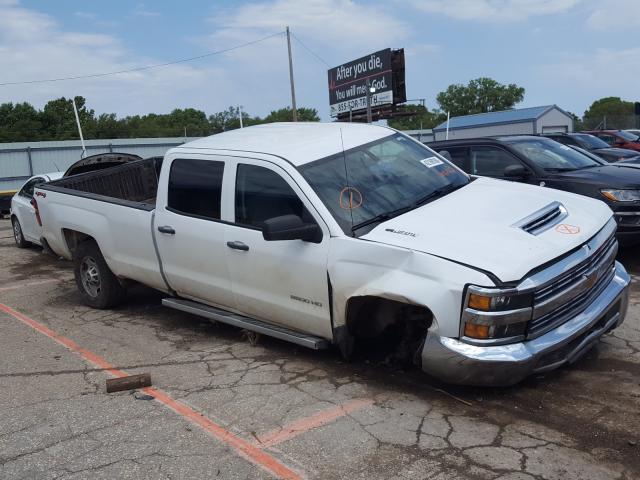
[[80, 256, 101, 298], [13, 219, 23, 244]]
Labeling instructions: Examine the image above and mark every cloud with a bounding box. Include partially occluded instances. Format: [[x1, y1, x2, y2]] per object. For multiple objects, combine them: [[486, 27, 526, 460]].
[[405, 44, 442, 57], [407, 0, 581, 22], [0, 0, 410, 120], [0, 1, 218, 116], [586, 0, 640, 30], [208, 0, 408, 54], [536, 47, 640, 112], [74, 11, 96, 20]]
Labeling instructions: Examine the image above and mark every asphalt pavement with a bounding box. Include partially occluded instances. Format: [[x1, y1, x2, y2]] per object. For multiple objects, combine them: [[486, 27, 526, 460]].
[[0, 217, 638, 480]]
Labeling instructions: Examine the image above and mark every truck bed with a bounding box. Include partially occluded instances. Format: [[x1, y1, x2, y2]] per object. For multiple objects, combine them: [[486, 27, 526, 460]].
[[46, 157, 159, 210]]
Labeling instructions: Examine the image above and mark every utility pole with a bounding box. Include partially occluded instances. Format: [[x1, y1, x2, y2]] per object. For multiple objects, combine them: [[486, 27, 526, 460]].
[[238, 105, 244, 128], [285, 26, 298, 122]]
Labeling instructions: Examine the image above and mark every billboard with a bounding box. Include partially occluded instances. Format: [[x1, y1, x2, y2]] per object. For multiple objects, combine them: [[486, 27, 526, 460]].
[[328, 49, 405, 119]]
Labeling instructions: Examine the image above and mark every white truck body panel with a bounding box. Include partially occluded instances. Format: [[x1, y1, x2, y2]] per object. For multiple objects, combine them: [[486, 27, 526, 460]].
[[34, 123, 630, 385]]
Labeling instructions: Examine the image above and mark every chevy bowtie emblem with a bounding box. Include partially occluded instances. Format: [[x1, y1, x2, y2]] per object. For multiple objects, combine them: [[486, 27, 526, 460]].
[[555, 224, 580, 234], [583, 270, 598, 290]]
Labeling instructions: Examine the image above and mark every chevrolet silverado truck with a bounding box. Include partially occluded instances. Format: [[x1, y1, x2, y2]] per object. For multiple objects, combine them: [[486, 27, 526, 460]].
[[34, 123, 630, 386]]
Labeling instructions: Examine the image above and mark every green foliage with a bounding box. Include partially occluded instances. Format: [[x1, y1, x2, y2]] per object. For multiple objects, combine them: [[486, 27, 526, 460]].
[[262, 107, 320, 123], [582, 97, 636, 129], [0, 97, 320, 142], [388, 105, 446, 130], [436, 77, 525, 117]]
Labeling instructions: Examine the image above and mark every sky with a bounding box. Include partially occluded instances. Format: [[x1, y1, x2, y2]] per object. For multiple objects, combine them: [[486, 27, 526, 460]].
[[0, 0, 639, 121]]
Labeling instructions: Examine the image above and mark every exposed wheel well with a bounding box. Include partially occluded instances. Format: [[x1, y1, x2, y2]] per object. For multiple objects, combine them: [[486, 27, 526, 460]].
[[343, 296, 433, 366], [63, 229, 95, 257]]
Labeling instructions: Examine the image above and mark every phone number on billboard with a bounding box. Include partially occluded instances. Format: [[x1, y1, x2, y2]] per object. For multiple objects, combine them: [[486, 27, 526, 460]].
[[330, 93, 393, 116]]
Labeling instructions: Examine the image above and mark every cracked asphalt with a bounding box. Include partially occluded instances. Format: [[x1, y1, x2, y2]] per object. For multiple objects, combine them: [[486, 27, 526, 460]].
[[0, 216, 638, 480]]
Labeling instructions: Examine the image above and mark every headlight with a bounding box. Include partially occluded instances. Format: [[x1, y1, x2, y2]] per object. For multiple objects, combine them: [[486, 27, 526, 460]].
[[461, 285, 533, 344], [601, 189, 640, 202]]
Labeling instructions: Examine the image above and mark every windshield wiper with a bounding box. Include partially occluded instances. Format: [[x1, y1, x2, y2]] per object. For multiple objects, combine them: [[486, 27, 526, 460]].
[[544, 167, 576, 172], [351, 205, 413, 232], [409, 183, 465, 209], [351, 183, 465, 232]]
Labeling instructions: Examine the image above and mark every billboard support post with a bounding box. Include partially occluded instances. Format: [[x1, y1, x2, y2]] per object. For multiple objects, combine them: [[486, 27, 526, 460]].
[[286, 26, 298, 122], [366, 78, 372, 123]]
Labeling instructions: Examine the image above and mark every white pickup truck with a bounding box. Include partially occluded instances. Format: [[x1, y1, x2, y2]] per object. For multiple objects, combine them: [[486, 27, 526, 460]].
[[34, 123, 630, 386]]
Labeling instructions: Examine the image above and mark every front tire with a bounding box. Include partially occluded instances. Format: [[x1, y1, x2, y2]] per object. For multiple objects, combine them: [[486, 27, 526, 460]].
[[12, 216, 29, 248], [74, 240, 125, 309]]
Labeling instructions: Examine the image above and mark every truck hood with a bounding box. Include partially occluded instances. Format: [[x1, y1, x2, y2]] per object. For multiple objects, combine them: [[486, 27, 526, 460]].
[[362, 177, 612, 283]]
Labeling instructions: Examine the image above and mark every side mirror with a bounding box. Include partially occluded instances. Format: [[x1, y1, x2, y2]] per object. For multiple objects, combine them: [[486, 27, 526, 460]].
[[263, 214, 322, 243], [504, 164, 529, 178]]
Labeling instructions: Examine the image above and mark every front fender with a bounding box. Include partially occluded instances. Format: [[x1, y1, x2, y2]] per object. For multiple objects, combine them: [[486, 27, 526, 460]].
[[328, 237, 495, 338]]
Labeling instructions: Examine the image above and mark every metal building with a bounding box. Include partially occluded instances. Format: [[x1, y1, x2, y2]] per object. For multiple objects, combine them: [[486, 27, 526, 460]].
[[433, 105, 573, 141], [0, 137, 200, 192]]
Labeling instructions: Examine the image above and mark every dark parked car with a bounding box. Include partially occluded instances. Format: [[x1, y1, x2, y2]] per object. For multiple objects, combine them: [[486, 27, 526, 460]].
[[429, 136, 640, 245], [542, 132, 640, 163], [582, 130, 640, 152]]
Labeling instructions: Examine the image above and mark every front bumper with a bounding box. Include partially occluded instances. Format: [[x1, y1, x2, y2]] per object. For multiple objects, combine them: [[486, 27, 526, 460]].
[[614, 211, 640, 246], [421, 261, 630, 386]]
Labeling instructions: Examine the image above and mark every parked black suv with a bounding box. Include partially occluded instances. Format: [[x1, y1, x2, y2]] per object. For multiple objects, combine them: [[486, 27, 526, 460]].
[[542, 132, 640, 163], [429, 136, 640, 245]]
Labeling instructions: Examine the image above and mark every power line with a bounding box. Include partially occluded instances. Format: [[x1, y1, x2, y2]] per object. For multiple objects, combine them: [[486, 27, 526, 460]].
[[291, 32, 330, 67], [0, 31, 285, 87]]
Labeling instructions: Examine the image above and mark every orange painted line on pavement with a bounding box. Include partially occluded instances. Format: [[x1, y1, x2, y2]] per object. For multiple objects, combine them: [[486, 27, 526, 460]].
[[0, 303, 303, 480], [257, 398, 374, 448], [0, 278, 62, 293]]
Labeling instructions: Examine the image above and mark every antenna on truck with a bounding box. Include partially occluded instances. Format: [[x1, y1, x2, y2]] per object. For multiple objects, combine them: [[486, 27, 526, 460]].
[[72, 98, 87, 159], [339, 128, 356, 235]]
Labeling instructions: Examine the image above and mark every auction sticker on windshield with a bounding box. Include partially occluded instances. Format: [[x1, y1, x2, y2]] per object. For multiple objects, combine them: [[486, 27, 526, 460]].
[[420, 157, 444, 168]]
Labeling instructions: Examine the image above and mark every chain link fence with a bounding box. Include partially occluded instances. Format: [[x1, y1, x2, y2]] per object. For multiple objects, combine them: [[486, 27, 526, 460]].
[[580, 115, 640, 131]]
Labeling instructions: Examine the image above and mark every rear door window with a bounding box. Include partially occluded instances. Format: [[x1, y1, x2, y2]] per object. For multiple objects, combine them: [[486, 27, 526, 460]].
[[167, 159, 224, 220], [470, 146, 523, 177]]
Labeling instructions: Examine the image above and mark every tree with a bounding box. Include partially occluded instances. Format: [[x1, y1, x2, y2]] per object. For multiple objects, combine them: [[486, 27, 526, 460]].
[[0, 96, 322, 141], [40, 96, 95, 140], [388, 105, 446, 130], [0, 102, 43, 142], [436, 77, 525, 117], [582, 97, 635, 129], [261, 107, 320, 123], [566, 111, 585, 132]]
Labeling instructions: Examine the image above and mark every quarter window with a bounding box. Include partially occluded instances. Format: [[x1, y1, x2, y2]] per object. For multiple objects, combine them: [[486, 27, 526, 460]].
[[470, 146, 523, 176], [167, 159, 224, 220], [235, 164, 307, 229]]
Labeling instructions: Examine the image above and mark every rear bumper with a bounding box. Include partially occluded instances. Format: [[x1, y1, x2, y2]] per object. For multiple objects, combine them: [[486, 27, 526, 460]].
[[421, 261, 630, 386]]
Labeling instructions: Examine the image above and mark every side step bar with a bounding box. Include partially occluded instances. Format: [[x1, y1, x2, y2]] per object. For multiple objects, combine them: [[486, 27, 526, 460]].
[[162, 298, 330, 350]]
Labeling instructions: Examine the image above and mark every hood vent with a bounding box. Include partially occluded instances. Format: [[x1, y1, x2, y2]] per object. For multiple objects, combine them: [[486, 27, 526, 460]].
[[514, 201, 568, 235]]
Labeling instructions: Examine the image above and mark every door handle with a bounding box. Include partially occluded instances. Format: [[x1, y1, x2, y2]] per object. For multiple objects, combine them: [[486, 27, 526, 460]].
[[157, 225, 175, 235], [226, 241, 249, 251]]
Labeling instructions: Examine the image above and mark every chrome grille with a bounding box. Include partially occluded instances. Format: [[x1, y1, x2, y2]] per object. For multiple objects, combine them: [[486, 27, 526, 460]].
[[527, 231, 617, 339]]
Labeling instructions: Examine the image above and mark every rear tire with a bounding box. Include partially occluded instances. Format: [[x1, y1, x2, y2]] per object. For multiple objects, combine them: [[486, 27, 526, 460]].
[[74, 240, 125, 309], [11, 216, 29, 248]]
